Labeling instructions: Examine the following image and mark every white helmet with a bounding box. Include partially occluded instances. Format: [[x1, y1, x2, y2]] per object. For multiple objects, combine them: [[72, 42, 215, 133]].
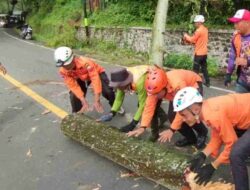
[[194, 15, 205, 23], [173, 87, 203, 112], [54, 47, 74, 67]]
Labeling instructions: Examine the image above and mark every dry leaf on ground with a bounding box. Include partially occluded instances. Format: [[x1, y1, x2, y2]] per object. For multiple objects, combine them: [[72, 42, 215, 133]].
[[26, 149, 32, 158], [120, 171, 138, 178], [41, 110, 51, 115]]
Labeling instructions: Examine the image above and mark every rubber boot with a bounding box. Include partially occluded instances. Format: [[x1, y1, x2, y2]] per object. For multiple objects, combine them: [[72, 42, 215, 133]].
[[193, 122, 208, 149]]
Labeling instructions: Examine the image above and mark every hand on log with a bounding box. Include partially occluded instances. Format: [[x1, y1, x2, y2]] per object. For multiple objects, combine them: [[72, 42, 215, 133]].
[[93, 100, 104, 113], [158, 129, 174, 143], [126, 127, 146, 137], [78, 98, 92, 113]]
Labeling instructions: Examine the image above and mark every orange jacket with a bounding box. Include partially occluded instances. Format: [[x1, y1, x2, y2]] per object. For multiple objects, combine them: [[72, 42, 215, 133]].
[[59, 56, 105, 100], [140, 69, 202, 127], [201, 94, 250, 165], [185, 25, 208, 56]]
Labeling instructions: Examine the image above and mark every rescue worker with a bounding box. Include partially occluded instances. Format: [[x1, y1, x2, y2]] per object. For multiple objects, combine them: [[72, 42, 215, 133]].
[[182, 15, 210, 87], [54, 46, 115, 113], [173, 87, 250, 189], [127, 67, 208, 149], [97, 66, 167, 134], [0, 62, 7, 75], [224, 9, 250, 93]]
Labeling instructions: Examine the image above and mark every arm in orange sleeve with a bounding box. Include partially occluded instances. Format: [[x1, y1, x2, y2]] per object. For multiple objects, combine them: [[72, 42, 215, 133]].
[[204, 129, 222, 159], [214, 119, 238, 165], [62, 75, 84, 100], [140, 95, 158, 127], [87, 61, 102, 95], [206, 118, 238, 165], [185, 30, 200, 44], [170, 113, 184, 130]]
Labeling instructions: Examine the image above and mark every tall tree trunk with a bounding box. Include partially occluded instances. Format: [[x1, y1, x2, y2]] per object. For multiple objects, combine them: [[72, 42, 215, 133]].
[[150, 0, 169, 66]]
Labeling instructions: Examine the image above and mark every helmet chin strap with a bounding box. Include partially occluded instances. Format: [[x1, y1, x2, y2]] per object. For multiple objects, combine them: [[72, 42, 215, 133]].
[[187, 107, 200, 121]]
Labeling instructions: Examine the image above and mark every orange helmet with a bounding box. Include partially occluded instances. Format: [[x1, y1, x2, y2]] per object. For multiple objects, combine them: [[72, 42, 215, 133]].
[[145, 67, 168, 95]]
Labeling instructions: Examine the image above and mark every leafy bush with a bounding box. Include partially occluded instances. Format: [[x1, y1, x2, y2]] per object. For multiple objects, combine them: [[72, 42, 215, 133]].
[[164, 53, 220, 77], [89, 0, 157, 27], [29, 0, 82, 48]]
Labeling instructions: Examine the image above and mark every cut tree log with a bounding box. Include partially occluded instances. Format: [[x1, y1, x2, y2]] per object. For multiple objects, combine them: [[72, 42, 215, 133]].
[[61, 114, 191, 190]]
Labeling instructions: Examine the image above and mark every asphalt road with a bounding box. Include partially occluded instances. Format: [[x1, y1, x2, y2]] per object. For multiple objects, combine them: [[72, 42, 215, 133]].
[[0, 28, 247, 190]]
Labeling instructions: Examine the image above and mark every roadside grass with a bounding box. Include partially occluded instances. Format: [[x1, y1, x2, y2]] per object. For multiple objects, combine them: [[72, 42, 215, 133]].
[[164, 53, 221, 77]]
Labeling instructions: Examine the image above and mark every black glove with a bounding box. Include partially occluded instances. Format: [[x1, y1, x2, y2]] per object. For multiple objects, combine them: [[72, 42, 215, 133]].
[[120, 119, 139, 133], [194, 163, 216, 186], [224, 73, 232, 86], [189, 152, 206, 172]]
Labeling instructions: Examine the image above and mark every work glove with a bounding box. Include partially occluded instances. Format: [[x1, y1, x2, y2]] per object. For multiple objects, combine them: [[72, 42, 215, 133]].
[[194, 163, 216, 186], [224, 73, 232, 87], [120, 119, 139, 133], [96, 111, 116, 122], [189, 152, 206, 172]]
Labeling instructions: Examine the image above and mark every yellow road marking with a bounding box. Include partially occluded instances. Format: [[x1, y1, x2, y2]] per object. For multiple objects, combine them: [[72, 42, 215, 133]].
[[1, 73, 68, 119]]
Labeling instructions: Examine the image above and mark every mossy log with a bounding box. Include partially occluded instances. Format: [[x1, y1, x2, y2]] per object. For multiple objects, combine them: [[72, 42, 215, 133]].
[[61, 114, 191, 190]]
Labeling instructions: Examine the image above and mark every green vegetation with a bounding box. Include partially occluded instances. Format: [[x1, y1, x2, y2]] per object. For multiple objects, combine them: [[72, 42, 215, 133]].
[[1, 0, 247, 75], [89, 0, 157, 27], [29, 0, 82, 47], [79, 40, 149, 66], [164, 53, 220, 77]]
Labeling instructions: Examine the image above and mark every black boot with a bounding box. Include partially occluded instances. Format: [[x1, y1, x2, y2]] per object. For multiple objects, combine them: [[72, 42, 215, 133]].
[[149, 131, 159, 142], [175, 137, 196, 147], [176, 123, 197, 147], [158, 106, 168, 128], [120, 120, 138, 133], [149, 119, 160, 142], [193, 122, 208, 149], [195, 135, 207, 149]]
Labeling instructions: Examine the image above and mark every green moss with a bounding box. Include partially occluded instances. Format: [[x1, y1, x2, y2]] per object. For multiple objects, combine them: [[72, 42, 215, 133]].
[[61, 114, 191, 190]]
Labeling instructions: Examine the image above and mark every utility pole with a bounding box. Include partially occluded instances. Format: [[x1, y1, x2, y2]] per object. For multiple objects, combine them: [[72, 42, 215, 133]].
[[82, 0, 90, 43]]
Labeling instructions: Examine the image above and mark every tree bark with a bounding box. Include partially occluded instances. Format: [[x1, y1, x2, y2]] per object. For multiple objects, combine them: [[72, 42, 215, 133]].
[[61, 114, 191, 190], [150, 0, 169, 66]]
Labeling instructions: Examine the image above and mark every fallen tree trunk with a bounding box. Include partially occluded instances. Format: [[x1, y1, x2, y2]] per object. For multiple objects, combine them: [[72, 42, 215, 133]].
[[61, 114, 191, 190]]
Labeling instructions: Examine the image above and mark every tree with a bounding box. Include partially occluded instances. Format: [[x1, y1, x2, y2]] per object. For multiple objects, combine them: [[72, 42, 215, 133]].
[[10, 0, 18, 14], [199, 0, 207, 16], [150, 0, 169, 66]]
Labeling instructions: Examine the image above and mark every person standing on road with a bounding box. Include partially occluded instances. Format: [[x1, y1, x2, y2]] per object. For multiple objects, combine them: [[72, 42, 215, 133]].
[[54, 46, 115, 113], [0, 62, 7, 75], [127, 67, 208, 148], [183, 15, 210, 87], [224, 9, 250, 93], [97, 66, 161, 133], [173, 87, 250, 190]]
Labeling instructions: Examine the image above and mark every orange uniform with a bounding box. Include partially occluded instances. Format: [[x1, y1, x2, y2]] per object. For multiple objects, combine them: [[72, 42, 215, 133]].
[[185, 25, 208, 56], [141, 69, 202, 127], [200, 94, 250, 165], [59, 56, 105, 100]]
